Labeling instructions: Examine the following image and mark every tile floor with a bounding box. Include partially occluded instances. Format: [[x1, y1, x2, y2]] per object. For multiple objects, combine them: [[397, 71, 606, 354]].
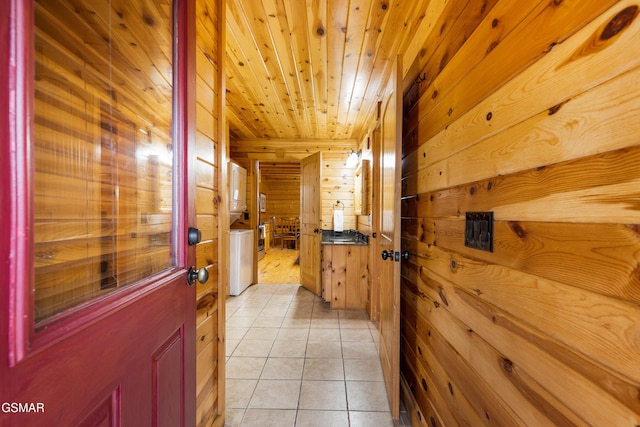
[[225, 284, 401, 426]]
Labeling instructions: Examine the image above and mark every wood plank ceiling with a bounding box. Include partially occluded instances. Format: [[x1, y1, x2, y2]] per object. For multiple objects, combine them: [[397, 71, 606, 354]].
[[225, 0, 432, 161]]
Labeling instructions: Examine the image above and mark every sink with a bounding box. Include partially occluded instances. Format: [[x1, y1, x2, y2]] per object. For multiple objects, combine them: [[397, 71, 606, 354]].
[[321, 230, 368, 245]]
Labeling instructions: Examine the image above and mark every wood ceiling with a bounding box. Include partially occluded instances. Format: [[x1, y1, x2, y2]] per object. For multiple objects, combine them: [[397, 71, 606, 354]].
[[225, 0, 433, 160]]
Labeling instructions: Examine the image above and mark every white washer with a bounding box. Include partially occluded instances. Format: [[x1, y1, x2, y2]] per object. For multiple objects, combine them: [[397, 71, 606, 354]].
[[229, 229, 254, 295]]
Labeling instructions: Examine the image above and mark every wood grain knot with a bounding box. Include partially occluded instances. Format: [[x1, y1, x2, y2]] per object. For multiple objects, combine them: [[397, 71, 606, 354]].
[[502, 358, 514, 373], [548, 100, 569, 115], [381, 3, 388, 10], [439, 288, 449, 306], [316, 27, 325, 36], [510, 222, 527, 239], [143, 14, 156, 27], [601, 6, 638, 40], [421, 378, 428, 391]]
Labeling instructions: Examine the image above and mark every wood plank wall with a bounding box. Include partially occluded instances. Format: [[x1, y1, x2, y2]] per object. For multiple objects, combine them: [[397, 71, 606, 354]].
[[195, 0, 223, 425], [259, 175, 301, 224], [400, 1, 640, 426], [322, 152, 356, 230]]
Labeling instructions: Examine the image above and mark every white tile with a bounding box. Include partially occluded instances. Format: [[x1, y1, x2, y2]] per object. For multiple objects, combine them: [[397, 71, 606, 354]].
[[270, 339, 308, 357], [339, 318, 370, 329], [298, 380, 347, 410], [295, 410, 349, 427], [261, 357, 304, 380], [227, 327, 249, 341], [349, 411, 394, 427], [341, 341, 378, 359], [340, 328, 373, 342], [224, 408, 245, 426], [276, 328, 309, 341], [346, 381, 390, 412], [310, 318, 340, 328], [308, 328, 341, 342], [303, 358, 344, 381], [226, 357, 267, 379], [261, 308, 289, 317], [233, 340, 274, 357], [243, 327, 280, 341], [226, 379, 257, 408], [240, 409, 296, 427], [252, 316, 284, 328], [311, 308, 339, 319], [280, 317, 312, 328], [227, 317, 256, 328], [226, 339, 240, 357], [306, 341, 342, 358], [248, 380, 301, 410], [344, 358, 384, 381], [232, 308, 263, 318]]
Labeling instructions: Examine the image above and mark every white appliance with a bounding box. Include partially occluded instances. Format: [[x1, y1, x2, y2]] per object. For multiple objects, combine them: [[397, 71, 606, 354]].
[[229, 229, 254, 295], [229, 162, 247, 224]]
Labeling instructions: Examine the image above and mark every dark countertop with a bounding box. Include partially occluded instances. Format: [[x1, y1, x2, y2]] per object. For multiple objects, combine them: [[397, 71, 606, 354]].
[[321, 229, 369, 246]]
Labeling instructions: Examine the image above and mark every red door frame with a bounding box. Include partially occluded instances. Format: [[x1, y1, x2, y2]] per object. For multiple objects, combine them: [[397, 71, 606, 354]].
[[0, 0, 197, 424]]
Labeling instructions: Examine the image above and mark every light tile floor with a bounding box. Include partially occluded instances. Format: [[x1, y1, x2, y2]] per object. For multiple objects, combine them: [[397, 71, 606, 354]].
[[225, 284, 403, 427]]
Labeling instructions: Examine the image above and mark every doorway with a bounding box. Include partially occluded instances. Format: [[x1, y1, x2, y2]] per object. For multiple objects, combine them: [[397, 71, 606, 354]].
[[257, 161, 302, 285]]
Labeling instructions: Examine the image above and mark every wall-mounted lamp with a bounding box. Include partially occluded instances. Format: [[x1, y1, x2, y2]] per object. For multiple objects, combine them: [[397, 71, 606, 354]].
[[346, 149, 362, 168]]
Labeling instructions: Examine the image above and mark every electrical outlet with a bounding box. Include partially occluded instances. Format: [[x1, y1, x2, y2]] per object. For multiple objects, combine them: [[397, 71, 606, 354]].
[[464, 212, 494, 252]]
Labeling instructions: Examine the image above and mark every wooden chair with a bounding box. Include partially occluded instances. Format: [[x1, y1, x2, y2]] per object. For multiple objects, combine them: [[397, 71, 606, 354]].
[[272, 216, 300, 249], [271, 216, 283, 248]]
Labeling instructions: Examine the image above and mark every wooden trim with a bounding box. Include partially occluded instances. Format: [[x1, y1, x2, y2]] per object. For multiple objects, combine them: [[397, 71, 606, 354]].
[[2, 0, 34, 367], [216, 0, 227, 424]]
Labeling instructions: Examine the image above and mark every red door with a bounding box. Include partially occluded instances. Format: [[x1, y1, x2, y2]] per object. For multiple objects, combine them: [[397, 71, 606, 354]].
[[0, 1, 198, 426]]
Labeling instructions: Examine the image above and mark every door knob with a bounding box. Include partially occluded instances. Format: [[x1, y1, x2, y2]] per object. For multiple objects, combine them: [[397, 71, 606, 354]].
[[401, 251, 410, 261], [188, 227, 202, 246], [187, 266, 209, 286], [381, 250, 392, 261]]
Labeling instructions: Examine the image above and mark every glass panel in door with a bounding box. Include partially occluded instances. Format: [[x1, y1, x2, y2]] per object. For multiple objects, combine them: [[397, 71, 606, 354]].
[[33, 0, 175, 325]]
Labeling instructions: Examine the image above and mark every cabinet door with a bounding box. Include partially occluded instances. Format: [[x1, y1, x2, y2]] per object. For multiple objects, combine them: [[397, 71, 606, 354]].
[[322, 246, 332, 302], [330, 246, 347, 308], [345, 246, 368, 309]]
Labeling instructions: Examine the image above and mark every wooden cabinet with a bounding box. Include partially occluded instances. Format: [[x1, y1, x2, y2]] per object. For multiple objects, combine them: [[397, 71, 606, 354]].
[[321, 245, 368, 309]]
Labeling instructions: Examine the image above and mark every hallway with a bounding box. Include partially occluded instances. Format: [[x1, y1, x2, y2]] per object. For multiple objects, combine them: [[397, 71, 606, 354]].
[[225, 284, 400, 426]]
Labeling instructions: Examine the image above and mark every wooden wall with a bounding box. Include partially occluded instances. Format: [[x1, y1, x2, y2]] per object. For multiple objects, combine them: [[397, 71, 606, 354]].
[[195, 0, 224, 425], [259, 174, 300, 223], [400, 1, 640, 426], [322, 152, 356, 230]]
